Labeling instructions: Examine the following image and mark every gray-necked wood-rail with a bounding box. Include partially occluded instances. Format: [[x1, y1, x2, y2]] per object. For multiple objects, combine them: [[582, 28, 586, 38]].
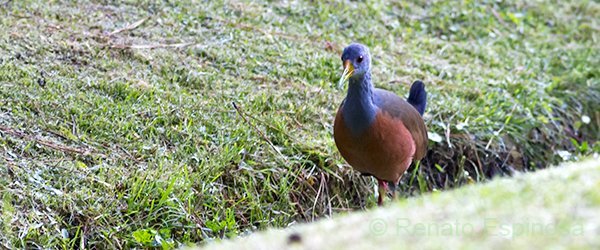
[[334, 43, 428, 206]]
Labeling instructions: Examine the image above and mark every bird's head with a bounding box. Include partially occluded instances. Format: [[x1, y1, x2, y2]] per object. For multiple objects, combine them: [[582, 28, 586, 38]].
[[338, 43, 371, 88]]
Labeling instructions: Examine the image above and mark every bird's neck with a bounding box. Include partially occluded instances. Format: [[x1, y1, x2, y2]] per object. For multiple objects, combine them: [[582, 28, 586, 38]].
[[342, 72, 377, 135]]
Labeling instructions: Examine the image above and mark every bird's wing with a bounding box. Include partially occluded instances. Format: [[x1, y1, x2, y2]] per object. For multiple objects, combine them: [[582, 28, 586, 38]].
[[373, 88, 428, 160]]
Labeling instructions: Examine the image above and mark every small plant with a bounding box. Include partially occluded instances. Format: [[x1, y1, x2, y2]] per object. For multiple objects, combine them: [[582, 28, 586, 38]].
[[205, 208, 239, 238], [132, 228, 175, 249]]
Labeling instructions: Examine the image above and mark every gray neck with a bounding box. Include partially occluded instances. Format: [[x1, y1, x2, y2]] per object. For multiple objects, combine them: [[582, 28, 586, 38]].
[[342, 72, 377, 136]]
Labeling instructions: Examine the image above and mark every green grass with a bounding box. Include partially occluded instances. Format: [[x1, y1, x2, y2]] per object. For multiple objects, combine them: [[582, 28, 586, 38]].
[[199, 159, 600, 250], [0, 0, 598, 248]]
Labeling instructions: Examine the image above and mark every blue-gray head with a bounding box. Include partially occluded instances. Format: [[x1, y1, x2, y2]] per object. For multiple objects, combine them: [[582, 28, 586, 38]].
[[339, 43, 371, 87]]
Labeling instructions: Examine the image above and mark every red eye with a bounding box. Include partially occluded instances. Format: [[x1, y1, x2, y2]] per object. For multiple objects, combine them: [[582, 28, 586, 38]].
[[357, 56, 363, 63]]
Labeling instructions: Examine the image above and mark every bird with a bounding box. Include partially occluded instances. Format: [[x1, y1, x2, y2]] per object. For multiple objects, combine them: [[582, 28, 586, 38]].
[[333, 43, 428, 206]]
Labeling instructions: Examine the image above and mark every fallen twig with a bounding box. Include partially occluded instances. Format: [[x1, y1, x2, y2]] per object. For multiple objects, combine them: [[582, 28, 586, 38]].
[[489, 7, 508, 28], [109, 17, 148, 36], [0, 126, 103, 157], [289, 191, 308, 221], [110, 42, 195, 49], [231, 101, 286, 159]]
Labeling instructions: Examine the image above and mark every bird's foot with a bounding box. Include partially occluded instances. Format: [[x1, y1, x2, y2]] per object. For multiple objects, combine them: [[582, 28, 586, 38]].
[[377, 179, 388, 206], [388, 181, 398, 201]]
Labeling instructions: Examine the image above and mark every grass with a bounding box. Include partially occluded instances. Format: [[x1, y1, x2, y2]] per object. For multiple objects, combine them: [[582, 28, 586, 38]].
[[0, 0, 598, 248], [199, 159, 600, 250]]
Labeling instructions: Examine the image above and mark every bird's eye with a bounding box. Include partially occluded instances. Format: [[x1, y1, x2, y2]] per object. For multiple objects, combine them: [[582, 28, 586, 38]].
[[357, 56, 363, 63]]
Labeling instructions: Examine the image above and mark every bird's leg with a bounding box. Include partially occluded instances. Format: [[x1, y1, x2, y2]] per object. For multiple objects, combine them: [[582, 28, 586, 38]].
[[377, 179, 388, 206], [387, 181, 397, 201]]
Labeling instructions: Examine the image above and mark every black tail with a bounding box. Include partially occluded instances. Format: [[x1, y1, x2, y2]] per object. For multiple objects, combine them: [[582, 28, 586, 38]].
[[407, 80, 427, 116]]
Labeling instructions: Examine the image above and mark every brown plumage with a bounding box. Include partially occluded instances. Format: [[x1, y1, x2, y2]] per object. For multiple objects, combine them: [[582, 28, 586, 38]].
[[334, 89, 427, 182]]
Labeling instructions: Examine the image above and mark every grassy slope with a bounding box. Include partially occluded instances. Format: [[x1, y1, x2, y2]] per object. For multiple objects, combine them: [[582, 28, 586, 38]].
[[200, 159, 600, 250], [0, 0, 598, 248]]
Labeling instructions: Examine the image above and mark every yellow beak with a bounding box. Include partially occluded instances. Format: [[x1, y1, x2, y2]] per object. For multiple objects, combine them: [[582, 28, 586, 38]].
[[338, 60, 354, 89]]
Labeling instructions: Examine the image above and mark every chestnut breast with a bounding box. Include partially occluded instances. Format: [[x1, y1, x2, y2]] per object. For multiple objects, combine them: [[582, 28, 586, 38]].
[[333, 89, 427, 182]]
